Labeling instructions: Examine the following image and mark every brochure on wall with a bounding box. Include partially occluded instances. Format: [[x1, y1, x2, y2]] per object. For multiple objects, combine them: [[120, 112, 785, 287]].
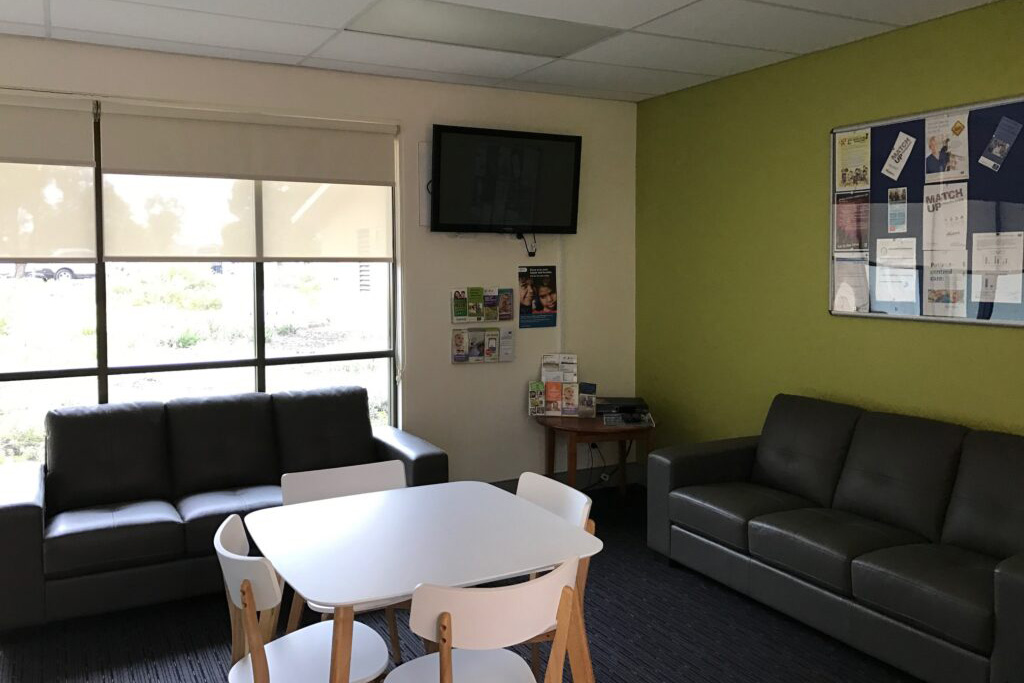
[[499, 328, 515, 362], [466, 287, 485, 322], [528, 381, 545, 416], [451, 289, 468, 323], [578, 383, 597, 418], [544, 382, 562, 416], [875, 238, 918, 303], [923, 250, 968, 317], [484, 328, 500, 362], [451, 328, 468, 363], [923, 183, 968, 250], [467, 328, 486, 363], [834, 192, 870, 251], [882, 131, 916, 181], [887, 187, 908, 233], [483, 288, 499, 321], [498, 288, 514, 321], [979, 116, 1022, 172], [518, 266, 557, 328], [924, 112, 969, 183], [835, 128, 871, 191], [832, 255, 869, 313], [971, 231, 1024, 303]]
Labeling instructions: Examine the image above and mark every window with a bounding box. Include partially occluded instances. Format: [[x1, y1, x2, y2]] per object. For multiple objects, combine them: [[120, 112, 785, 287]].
[[0, 99, 397, 464]]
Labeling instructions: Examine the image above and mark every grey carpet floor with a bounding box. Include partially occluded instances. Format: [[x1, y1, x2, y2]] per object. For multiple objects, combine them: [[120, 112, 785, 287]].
[[0, 486, 920, 682]]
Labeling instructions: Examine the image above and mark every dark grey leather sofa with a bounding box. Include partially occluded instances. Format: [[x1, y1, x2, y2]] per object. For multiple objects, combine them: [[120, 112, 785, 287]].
[[0, 386, 448, 632], [647, 394, 1024, 683]]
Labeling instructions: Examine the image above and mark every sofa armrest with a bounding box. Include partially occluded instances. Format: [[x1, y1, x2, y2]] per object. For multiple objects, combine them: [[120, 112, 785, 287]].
[[992, 553, 1024, 683], [0, 462, 46, 631], [646, 436, 758, 556], [373, 425, 448, 487]]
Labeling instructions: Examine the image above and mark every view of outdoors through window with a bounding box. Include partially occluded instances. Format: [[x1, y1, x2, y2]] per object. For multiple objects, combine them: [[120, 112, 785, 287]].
[[1, 166, 394, 465]]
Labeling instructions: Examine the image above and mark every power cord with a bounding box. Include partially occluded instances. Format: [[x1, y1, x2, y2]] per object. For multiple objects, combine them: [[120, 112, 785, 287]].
[[581, 440, 632, 493]]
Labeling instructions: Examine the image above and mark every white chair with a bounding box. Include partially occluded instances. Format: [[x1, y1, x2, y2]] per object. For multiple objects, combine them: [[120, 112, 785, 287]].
[[515, 472, 596, 677], [384, 558, 586, 683], [214, 514, 389, 683], [281, 460, 410, 663]]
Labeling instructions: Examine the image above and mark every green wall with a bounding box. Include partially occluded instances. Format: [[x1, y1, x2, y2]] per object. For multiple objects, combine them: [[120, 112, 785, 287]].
[[637, 0, 1024, 446]]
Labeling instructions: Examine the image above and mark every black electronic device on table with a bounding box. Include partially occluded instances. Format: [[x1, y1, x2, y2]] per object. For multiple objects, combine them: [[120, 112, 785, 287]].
[[597, 397, 655, 427]]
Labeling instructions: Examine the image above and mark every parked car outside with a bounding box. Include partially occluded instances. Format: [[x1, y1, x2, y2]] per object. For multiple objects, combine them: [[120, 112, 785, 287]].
[[26, 249, 96, 281]]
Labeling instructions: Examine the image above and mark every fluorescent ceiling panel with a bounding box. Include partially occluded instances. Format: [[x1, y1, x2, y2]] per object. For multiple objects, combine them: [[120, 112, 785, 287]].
[[346, 0, 617, 57], [515, 60, 710, 95], [114, 0, 376, 29], [436, 0, 698, 30], [640, 0, 890, 53], [571, 31, 793, 76], [757, 0, 991, 26]]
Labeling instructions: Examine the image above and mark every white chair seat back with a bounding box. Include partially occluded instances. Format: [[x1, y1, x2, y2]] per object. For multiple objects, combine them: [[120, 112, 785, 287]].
[[408, 558, 579, 650], [282, 460, 407, 505], [214, 514, 282, 612], [516, 472, 592, 528]]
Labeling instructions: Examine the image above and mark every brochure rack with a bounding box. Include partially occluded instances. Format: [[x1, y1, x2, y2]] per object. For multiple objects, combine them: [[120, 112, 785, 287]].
[[830, 94, 1024, 326]]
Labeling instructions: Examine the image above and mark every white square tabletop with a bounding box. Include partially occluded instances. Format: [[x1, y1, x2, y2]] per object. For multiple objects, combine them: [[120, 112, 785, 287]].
[[245, 480, 603, 608]]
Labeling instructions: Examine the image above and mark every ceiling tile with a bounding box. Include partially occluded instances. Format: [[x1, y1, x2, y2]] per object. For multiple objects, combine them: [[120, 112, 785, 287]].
[[570, 31, 793, 76], [496, 80, 650, 102], [640, 0, 890, 53], [0, 21, 47, 38], [512, 59, 710, 95], [347, 0, 616, 58], [755, 0, 992, 26], [51, 29, 305, 65], [110, 0, 375, 29], [50, 0, 336, 56], [0, 0, 45, 25], [313, 30, 550, 79], [302, 57, 501, 86], [440, 0, 698, 29]]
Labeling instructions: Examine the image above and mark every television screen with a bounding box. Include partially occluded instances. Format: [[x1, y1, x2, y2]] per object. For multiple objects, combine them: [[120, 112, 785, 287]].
[[430, 125, 581, 234]]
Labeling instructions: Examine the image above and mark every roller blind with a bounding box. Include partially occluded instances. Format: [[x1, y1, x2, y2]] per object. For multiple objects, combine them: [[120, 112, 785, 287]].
[[0, 95, 95, 166], [101, 104, 397, 185]]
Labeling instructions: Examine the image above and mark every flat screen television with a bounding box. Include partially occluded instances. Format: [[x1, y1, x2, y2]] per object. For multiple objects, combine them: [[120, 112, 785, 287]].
[[430, 125, 582, 234]]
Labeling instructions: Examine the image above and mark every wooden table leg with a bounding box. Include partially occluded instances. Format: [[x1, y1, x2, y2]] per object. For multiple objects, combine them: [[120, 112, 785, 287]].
[[567, 433, 578, 489], [329, 605, 354, 683], [617, 440, 629, 495], [545, 426, 555, 478]]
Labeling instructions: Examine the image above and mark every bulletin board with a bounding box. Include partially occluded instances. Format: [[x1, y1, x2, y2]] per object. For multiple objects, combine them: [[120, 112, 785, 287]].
[[830, 94, 1024, 327]]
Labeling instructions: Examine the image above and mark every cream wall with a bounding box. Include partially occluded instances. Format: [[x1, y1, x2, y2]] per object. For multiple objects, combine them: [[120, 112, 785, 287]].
[[0, 35, 637, 483]]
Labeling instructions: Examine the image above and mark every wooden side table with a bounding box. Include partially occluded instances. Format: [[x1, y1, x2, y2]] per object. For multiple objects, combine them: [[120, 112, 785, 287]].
[[535, 416, 654, 492]]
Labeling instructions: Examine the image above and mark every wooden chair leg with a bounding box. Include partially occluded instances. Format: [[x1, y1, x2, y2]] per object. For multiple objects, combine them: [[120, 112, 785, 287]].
[[285, 592, 305, 635], [226, 587, 248, 665], [386, 605, 402, 663], [531, 642, 542, 680]]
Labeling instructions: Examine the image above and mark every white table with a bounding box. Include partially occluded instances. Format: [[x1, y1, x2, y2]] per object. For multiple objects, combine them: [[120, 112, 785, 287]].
[[246, 481, 603, 681]]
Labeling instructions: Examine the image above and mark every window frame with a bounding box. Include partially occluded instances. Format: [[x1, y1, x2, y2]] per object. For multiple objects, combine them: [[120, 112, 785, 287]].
[[0, 109, 398, 426]]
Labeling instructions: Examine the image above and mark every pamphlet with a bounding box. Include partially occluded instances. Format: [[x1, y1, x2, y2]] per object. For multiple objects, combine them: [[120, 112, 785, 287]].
[[544, 382, 562, 416], [971, 231, 1024, 303], [578, 383, 597, 418], [451, 289, 468, 323], [483, 288, 499, 322], [560, 353, 578, 382], [887, 187, 908, 234], [498, 288, 514, 321], [923, 183, 967, 250], [832, 255, 869, 313], [875, 237, 918, 303], [467, 328, 485, 363], [561, 383, 579, 417], [881, 131, 916, 181], [924, 112, 969, 183], [484, 328, 499, 362], [979, 116, 1022, 172], [528, 381, 545, 416], [499, 328, 514, 362], [835, 128, 871, 191], [518, 265, 557, 328], [834, 192, 870, 251], [466, 287, 484, 322], [923, 250, 968, 317], [451, 328, 468, 363], [541, 354, 562, 382]]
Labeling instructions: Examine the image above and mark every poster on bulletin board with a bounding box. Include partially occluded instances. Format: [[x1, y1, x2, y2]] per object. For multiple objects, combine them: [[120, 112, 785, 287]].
[[830, 94, 1024, 327]]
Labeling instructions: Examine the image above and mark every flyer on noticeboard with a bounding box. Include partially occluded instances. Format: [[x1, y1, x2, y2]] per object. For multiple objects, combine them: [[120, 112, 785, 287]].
[[835, 128, 871, 192], [924, 112, 969, 183], [518, 265, 557, 328]]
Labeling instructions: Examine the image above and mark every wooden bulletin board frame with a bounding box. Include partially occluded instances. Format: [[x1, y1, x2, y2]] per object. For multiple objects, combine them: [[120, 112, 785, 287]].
[[830, 93, 1024, 328]]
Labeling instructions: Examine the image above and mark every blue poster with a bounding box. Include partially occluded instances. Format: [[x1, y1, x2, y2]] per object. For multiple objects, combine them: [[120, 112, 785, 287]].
[[517, 265, 557, 328]]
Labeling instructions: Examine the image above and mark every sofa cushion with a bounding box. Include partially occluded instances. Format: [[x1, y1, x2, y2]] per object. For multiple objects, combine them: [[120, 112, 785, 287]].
[[832, 412, 966, 540], [44, 500, 184, 579], [166, 393, 279, 498], [669, 482, 812, 552], [45, 402, 169, 514], [751, 394, 862, 506], [176, 486, 282, 556], [749, 508, 923, 595], [942, 430, 1024, 559], [852, 543, 998, 654], [272, 386, 376, 475]]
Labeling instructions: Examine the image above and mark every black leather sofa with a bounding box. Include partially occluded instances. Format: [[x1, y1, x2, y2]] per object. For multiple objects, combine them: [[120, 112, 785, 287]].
[[647, 394, 1024, 683], [0, 386, 448, 632]]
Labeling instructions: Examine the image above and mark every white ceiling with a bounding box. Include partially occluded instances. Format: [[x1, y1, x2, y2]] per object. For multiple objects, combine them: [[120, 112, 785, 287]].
[[0, 0, 995, 102]]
